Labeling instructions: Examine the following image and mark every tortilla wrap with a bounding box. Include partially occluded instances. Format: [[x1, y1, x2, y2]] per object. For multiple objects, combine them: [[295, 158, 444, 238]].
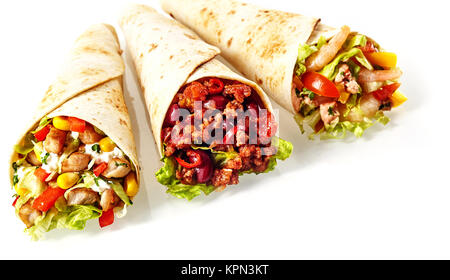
[[119, 4, 274, 157], [10, 23, 139, 186], [161, 0, 339, 114]]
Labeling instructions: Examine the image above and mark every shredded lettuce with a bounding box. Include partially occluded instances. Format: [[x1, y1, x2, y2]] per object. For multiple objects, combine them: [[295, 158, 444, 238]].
[[344, 34, 367, 50], [320, 112, 390, 139], [264, 137, 293, 173], [320, 48, 373, 80], [14, 133, 35, 155], [110, 180, 132, 206], [295, 44, 318, 77]]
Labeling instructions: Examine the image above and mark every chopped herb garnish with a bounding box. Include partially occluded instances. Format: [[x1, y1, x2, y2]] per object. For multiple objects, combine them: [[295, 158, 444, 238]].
[[301, 88, 315, 100], [12, 162, 18, 172], [328, 106, 335, 116], [115, 162, 128, 167], [42, 153, 50, 165], [94, 177, 100, 186], [91, 144, 101, 153], [13, 175, 19, 186]]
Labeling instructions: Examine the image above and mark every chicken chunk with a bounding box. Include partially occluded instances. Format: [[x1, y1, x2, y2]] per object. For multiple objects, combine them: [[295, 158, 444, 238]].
[[26, 151, 42, 166], [102, 158, 131, 178], [320, 102, 340, 125], [66, 188, 100, 206], [78, 124, 103, 145], [44, 127, 67, 154], [61, 152, 91, 173], [18, 201, 42, 228], [100, 189, 119, 212]]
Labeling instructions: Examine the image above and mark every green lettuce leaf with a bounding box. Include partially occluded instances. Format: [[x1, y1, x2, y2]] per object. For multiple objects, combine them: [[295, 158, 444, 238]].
[[53, 205, 102, 231], [295, 44, 318, 76], [14, 133, 35, 155], [25, 208, 59, 241], [110, 181, 132, 206], [344, 34, 367, 50], [320, 48, 373, 80], [264, 137, 293, 173]]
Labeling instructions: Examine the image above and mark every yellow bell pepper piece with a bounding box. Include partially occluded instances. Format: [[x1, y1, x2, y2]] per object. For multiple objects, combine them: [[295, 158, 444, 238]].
[[366, 52, 397, 69], [99, 137, 116, 153], [53, 116, 71, 131], [57, 173, 80, 190], [391, 91, 408, 108], [125, 172, 139, 197]]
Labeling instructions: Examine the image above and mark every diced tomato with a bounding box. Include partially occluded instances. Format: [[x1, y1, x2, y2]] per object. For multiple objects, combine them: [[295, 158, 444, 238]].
[[32, 187, 66, 212], [68, 117, 86, 133], [34, 125, 51, 142], [93, 162, 108, 177], [360, 41, 378, 54], [302, 72, 340, 98], [99, 209, 115, 228], [371, 83, 401, 101], [315, 120, 325, 133], [34, 168, 50, 182], [12, 196, 19, 207], [206, 78, 224, 94]]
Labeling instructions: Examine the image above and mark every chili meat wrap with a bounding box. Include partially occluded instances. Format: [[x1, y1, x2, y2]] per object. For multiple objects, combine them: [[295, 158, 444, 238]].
[[119, 5, 292, 200]]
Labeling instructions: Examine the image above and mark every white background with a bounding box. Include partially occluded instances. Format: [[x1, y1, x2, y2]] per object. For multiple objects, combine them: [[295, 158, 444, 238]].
[[0, 0, 449, 260]]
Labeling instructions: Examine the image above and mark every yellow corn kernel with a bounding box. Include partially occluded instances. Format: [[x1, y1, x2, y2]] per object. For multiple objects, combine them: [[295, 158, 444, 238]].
[[99, 137, 116, 152], [53, 116, 71, 131], [15, 185, 29, 197], [124, 172, 139, 197], [57, 173, 80, 190], [391, 91, 408, 108]]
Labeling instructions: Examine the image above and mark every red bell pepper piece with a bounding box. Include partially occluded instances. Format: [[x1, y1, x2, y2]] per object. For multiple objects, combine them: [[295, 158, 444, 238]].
[[93, 162, 108, 177], [12, 196, 19, 207], [68, 117, 86, 133], [371, 83, 401, 102], [34, 168, 50, 182], [34, 125, 51, 142], [99, 209, 115, 228], [32, 187, 66, 212]]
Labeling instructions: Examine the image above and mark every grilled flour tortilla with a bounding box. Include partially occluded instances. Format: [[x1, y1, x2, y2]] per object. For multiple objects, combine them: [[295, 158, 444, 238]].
[[10, 24, 140, 240], [119, 4, 292, 200], [161, 0, 407, 139]]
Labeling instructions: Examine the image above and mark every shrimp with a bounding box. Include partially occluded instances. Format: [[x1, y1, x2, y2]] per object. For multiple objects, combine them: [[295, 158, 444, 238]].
[[305, 26, 351, 72], [358, 69, 403, 83]]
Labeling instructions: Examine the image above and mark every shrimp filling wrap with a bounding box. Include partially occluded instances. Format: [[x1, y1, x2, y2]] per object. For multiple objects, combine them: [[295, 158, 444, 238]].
[[293, 27, 405, 139], [10, 24, 139, 240]]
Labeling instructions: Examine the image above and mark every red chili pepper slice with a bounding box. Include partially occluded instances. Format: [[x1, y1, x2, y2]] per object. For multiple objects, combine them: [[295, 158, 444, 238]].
[[99, 209, 115, 228], [371, 83, 401, 101], [32, 187, 66, 212], [93, 162, 108, 177], [175, 150, 202, 169], [34, 125, 51, 142], [12, 196, 19, 207], [68, 117, 86, 133], [34, 168, 50, 182], [207, 78, 224, 94]]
